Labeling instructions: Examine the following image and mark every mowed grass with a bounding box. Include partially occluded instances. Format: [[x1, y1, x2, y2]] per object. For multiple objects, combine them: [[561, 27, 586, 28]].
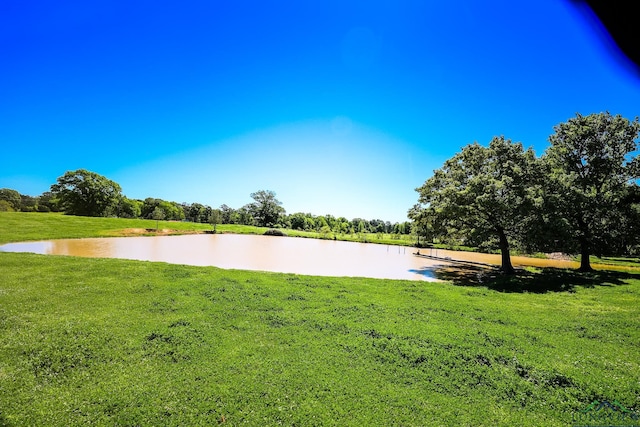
[[0, 211, 200, 243], [1, 213, 639, 425], [0, 212, 270, 244]]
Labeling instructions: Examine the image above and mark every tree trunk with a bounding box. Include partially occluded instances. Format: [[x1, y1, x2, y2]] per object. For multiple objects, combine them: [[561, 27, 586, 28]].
[[577, 217, 593, 272], [579, 236, 593, 272], [497, 228, 516, 275]]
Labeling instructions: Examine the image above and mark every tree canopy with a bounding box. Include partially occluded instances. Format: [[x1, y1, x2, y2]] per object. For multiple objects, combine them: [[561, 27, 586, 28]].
[[414, 136, 540, 274], [6, 174, 408, 237], [543, 112, 640, 271], [246, 190, 285, 227], [0, 189, 21, 211], [412, 112, 640, 274], [141, 198, 185, 221], [50, 169, 123, 217]]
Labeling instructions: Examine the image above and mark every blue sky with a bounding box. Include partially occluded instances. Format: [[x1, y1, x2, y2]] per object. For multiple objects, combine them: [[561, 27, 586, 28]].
[[1, 1, 638, 222]]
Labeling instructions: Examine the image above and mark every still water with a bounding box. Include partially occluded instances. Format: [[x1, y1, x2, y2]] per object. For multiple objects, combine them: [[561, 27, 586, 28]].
[[0, 234, 580, 281]]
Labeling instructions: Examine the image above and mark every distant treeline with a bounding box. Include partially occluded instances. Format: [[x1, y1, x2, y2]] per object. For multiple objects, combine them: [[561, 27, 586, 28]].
[[0, 184, 412, 236]]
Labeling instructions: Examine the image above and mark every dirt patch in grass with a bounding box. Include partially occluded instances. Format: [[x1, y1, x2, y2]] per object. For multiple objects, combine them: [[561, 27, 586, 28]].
[[546, 252, 573, 261], [114, 228, 203, 237]]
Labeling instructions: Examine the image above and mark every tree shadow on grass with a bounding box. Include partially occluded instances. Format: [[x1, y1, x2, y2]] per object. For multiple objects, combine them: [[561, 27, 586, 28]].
[[433, 264, 639, 293]]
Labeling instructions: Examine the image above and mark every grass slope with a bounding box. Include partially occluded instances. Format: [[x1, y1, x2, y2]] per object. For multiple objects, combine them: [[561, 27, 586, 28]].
[[0, 213, 639, 425], [0, 212, 261, 244]]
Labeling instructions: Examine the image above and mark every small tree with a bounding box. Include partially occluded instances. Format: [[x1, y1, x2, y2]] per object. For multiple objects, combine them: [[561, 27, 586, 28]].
[[208, 209, 222, 233], [151, 207, 165, 231]]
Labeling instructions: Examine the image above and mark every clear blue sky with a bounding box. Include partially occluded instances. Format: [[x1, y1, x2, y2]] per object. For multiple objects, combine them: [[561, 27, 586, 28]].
[[1, 1, 638, 223]]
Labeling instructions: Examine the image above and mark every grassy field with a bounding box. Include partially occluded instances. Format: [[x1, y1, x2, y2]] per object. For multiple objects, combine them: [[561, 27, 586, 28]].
[[0, 212, 419, 247], [0, 212, 262, 245], [1, 212, 639, 426]]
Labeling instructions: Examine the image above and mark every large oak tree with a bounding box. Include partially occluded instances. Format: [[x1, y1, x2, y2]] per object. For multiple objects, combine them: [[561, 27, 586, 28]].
[[50, 169, 123, 217], [543, 112, 640, 271], [247, 190, 285, 227], [414, 136, 540, 274]]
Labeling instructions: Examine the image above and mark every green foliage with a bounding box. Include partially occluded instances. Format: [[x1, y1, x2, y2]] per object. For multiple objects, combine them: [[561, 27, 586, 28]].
[[116, 197, 142, 218], [37, 191, 59, 212], [289, 212, 310, 230], [208, 209, 222, 233], [218, 204, 234, 223], [234, 205, 255, 225], [0, 200, 14, 212], [183, 202, 212, 223], [543, 112, 640, 270], [50, 169, 123, 217], [151, 206, 166, 221], [151, 206, 166, 230], [19, 194, 39, 212], [0, 188, 21, 211], [408, 204, 439, 245], [247, 190, 286, 227], [414, 136, 541, 273], [288, 212, 382, 235], [141, 198, 185, 221], [410, 112, 640, 266], [0, 188, 63, 213], [14, 172, 406, 232]]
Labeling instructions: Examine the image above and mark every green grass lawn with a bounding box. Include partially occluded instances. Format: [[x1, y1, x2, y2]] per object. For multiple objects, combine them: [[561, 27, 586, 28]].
[[1, 212, 639, 426], [0, 212, 211, 244]]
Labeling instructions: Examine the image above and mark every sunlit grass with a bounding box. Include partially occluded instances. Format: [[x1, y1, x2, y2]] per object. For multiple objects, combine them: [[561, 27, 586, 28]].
[[0, 211, 205, 244], [588, 255, 640, 268], [1, 253, 638, 426]]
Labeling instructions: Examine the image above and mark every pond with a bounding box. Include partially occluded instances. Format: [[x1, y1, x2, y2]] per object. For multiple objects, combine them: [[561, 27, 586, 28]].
[[0, 234, 580, 281]]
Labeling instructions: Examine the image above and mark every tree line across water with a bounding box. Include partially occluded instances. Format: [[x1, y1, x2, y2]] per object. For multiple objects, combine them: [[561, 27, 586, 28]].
[[0, 184, 412, 238]]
